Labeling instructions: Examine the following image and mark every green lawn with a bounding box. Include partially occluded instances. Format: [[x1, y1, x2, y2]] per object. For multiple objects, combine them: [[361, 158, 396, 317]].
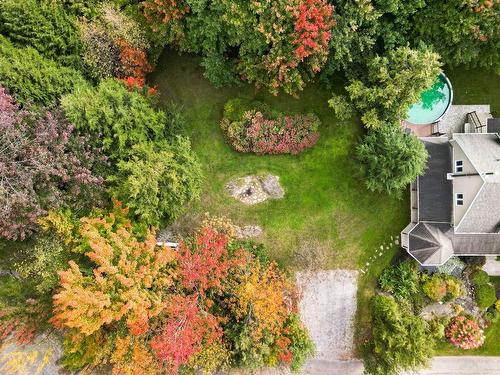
[[149, 51, 409, 347], [150, 50, 408, 271]]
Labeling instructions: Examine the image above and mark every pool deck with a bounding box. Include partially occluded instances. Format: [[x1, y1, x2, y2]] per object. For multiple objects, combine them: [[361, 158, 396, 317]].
[[402, 105, 492, 138]]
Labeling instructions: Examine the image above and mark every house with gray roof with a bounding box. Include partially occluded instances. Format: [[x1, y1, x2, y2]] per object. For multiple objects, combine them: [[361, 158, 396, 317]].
[[401, 120, 500, 266]]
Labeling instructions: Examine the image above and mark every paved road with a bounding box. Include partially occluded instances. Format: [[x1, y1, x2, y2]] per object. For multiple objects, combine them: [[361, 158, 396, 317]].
[[255, 357, 500, 375]]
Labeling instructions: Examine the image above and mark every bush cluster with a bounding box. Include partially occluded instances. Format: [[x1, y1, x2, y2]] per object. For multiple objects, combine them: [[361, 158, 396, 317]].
[[79, 3, 152, 82], [0, 88, 105, 240], [470, 270, 497, 309], [0, 0, 83, 68], [62, 79, 202, 227], [220, 99, 320, 155], [422, 273, 463, 302]]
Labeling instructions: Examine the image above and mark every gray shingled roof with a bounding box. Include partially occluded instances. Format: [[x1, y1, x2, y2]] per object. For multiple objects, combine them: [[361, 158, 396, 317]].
[[487, 118, 500, 134], [408, 223, 454, 265], [453, 133, 500, 233], [418, 138, 452, 223]]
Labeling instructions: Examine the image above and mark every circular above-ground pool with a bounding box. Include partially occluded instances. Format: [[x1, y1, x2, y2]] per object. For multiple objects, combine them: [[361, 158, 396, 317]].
[[405, 73, 453, 125]]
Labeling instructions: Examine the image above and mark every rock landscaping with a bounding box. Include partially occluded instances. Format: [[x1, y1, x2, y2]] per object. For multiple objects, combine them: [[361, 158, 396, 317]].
[[234, 225, 263, 239], [226, 174, 284, 205]]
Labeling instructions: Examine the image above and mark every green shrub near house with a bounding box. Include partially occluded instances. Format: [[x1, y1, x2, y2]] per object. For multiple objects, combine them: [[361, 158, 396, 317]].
[[471, 270, 490, 286], [470, 269, 497, 309], [475, 284, 497, 310], [364, 295, 434, 375], [356, 127, 428, 197], [422, 273, 463, 302]]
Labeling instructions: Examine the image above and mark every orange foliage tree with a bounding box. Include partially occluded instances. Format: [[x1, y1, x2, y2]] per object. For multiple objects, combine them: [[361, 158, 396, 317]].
[[50, 203, 312, 373]]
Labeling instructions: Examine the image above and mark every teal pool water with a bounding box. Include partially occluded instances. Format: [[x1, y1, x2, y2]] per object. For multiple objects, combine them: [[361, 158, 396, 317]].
[[406, 74, 452, 125]]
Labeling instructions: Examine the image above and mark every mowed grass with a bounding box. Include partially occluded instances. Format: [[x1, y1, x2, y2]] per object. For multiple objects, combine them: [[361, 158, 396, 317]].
[[149, 53, 499, 352], [149, 51, 409, 271]]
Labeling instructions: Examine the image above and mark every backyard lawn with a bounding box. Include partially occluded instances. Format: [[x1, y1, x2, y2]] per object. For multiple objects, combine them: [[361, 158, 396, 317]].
[[150, 50, 409, 272], [149, 51, 500, 349]]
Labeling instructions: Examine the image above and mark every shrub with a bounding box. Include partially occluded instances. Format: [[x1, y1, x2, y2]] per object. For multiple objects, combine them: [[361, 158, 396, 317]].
[[62, 79, 202, 227], [378, 261, 421, 302], [356, 127, 428, 197], [475, 283, 497, 310], [220, 100, 320, 155], [0, 88, 105, 240], [0, 36, 86, 106], [444, 276, 464, 302], [496, 299, 500, 312], [280, 314, 315, 372], [471, 270, 490, 286], [100, 3, 150, 50], [330, 46, 442, 128], [445, 315, 484, 350], [79, 21, 122, 80], [0, 0, 83, 68], [422, 274, 447, 302], [79, 4, 152, 81], [422, 273, 463, 302]]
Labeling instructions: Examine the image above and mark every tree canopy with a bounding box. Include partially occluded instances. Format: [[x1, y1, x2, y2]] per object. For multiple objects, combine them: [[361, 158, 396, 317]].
[[356, 127, 428, 196]]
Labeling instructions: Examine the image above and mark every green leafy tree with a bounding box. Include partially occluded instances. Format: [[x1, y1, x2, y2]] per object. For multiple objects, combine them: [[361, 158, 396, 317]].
[[110, 138, 202, 227], [413, 0, 499, 72], [0, 0, 83, 68], [62, 79, 202, 227], [323, 0, 381, 77], [61, 79, 170, 160], [0, 36, 86, 106], [373, 0, 426, 50], [143, 0, 335, 96], [364, 295, 434, 375], [330, 46, 442, 128], [356, 128, 428, 197]]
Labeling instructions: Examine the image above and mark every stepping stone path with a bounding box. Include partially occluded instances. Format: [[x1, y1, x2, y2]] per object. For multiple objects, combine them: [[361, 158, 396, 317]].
[[226, 174, 284, 205]]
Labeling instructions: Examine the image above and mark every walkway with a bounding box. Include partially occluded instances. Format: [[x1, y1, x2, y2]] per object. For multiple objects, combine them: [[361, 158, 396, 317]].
[[483, 255, 500, 276]]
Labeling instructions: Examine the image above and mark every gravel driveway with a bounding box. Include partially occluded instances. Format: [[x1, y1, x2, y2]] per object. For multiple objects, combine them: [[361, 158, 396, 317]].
[[296, 270, 359, 361]]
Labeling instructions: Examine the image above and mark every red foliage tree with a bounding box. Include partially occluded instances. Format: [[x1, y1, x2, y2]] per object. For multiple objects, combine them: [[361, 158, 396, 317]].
[[151, 294, 222, 373], [116, 39, 152, 80], [177, 228, 244, 294], [293, 0, 335, 63]]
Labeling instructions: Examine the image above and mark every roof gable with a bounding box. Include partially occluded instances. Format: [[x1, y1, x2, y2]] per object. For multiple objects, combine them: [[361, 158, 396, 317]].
[[452, 133, 500, 233]]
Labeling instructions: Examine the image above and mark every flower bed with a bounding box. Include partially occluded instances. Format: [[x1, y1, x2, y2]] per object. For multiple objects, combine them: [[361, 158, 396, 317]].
[[220, 100, 320, 155]]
